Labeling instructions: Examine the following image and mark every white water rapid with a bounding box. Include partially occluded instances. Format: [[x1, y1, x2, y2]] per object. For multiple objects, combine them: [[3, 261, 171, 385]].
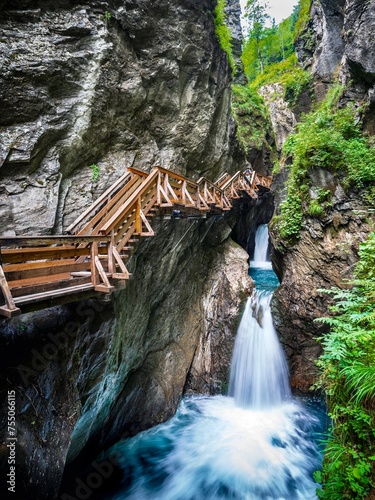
[[102, 224, 325, 500]]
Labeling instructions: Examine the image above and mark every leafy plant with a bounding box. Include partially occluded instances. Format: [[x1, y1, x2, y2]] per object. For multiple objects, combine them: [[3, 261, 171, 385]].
[[273, 84, 375, 243], [89, 163, 100, 182], [315, 233, 375, 498], [214, 0, 236, 72]]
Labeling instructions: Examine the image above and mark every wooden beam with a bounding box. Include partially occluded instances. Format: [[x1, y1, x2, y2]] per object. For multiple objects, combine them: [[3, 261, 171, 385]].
[[94, 256, 114, 290], [0, 235, 111, 248], [1, 246, 90, 264], [4, 259, 91, 282], [140, 210, 155, 236], [112, 247, 130, 279], [90, 242, 100, 286]]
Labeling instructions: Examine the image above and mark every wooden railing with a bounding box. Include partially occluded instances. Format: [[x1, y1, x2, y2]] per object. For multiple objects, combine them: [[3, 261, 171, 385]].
[[0, 165, 272, 318]]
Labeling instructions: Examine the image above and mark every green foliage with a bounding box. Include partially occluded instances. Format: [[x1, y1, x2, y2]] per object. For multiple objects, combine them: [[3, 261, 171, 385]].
[[231, 84, 272, 151], [242, 1, 306, 83], [214, 0, 236, 72], [250, 54, 312, 106], [89, 163, 100, 181], [105, 11, 111, 20], [308, 199, 324, 217], [315, 233, 375, 498], [294, 0, 312, 37], [274, 84, 375, 243]]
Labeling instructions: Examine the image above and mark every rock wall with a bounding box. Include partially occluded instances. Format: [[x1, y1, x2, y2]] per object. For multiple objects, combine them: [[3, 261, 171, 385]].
[[269, 0, 375, 391], [0, 0, 244, 236], [0, 0, 249, 498]]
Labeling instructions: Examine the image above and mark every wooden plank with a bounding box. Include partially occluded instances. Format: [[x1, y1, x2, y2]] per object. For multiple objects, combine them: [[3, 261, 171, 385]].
[[5, 260, 91, 282], [0, 235, 111, 248], [10, 276, 91, 298], [8, 272, 71, 289], [1, 246, 90, 264], [14, 283, 95, 306]]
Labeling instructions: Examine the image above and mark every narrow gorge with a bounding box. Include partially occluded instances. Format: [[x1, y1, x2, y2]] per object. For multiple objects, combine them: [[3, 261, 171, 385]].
[[0, 0, 375, 499]]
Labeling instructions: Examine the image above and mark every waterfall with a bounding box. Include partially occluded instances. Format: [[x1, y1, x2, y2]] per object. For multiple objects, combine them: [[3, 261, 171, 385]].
[[229, 224, 291, 409], [101, 223, 325, 500], [228, 293, 291, 408], [252, 223, 269, 264]]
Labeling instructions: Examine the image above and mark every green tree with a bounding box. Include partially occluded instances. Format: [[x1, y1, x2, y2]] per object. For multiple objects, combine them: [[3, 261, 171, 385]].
[[244, 0, 270, 73]]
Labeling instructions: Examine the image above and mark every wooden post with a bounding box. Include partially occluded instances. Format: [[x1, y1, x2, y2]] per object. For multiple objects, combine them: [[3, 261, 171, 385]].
[[107, 229, 115, 275], [90, 242, 100, 286], [0, 264, 21, 317], [135, 197, 142, 233], [157, 173, 161, 205], [182, 180, 187, 205]]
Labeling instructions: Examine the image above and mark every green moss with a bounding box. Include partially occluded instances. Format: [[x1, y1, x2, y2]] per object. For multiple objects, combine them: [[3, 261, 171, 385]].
[[231, 83, 272, 152], [250, 54, 313, 106], [214, 0, 236, 73], [294, 0, 312, 37], [273, 84, 375, 244]]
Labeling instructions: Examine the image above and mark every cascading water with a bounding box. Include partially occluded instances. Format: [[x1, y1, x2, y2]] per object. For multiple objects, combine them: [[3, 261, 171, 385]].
[[252, 223, 270, 266], [98, 225, 326, 500], [229, 223, 291, 409], [228, 293, 291, 408]]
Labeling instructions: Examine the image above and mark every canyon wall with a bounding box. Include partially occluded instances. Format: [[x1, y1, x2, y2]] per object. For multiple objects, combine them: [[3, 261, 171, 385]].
[[0, 1, 251, 498], [269, 0, 375, 391]]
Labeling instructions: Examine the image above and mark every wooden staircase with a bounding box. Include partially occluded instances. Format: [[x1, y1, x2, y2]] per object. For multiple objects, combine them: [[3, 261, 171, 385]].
[[0, 165, 271, 318]]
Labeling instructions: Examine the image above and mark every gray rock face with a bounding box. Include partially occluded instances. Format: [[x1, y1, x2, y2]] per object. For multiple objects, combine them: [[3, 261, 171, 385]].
[[344, 0, 375, 83], [271, 182, 372, 392], [296, 0, 345, 83], [0, 0, 243, 236], [0, 217, 251, 499], [259, 84, 297, 152]]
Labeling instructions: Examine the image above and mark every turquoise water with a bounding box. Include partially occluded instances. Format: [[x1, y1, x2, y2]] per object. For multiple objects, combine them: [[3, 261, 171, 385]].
[[97, 227, 326, 499], [100, 266, 326, 499], [103, 394, 326, 499]]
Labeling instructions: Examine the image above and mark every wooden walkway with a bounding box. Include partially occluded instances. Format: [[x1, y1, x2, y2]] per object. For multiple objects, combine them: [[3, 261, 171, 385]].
[[0, 166, 271, 318]]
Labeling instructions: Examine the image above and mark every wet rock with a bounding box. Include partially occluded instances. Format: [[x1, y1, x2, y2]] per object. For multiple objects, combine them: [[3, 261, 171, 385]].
[[270, 191, 371, 392]]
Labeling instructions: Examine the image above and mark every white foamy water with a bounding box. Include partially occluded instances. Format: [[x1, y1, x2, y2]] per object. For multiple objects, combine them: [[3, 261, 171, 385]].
[[229, 292, 291, 409], [103, 224, 324, 500], [110, 396, 323, 500]]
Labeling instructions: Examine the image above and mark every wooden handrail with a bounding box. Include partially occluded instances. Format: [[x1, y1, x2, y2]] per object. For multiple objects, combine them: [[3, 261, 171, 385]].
[[99, 167, 160, 234], [0, 164, 272, 317], [66, 172, 132, 234]]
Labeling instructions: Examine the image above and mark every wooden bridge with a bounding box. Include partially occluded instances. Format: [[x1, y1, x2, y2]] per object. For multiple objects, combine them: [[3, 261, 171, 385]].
[[0, 166, 271, 318]]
